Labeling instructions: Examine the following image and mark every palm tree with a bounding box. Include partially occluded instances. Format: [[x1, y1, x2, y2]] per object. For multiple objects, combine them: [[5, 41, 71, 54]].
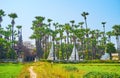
[[90, 30, 97, 59], [30, 16, 45, 59], [70, 20, 75, 28], [101, 22, 106, 45], [47, 18, 53, 42], [78, 22, 84, 29], [64, 23, 71, 44], [8, 13, 18, 48], [53, 22, 59, 30], [16, 25, 22, 45], [46, 19, 53, 58], [50, 29, 58, 60], [64, 23, 71, 60], [81, 12, 90, 59], [112, 25, 120, 60], [81, 12, 89, 30], [6, 25, 12, 41], [47, 19, 52, 27], [78, 22, 85, 59], [58, 24, 64, 60], [16, 25, 23, 57], [106, 31, 113, 42], [0, 9, 5, 38], [0, 9, 5, 27]]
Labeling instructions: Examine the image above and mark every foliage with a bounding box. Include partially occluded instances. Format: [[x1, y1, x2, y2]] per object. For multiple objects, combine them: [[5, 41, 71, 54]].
[[0, 38, 16, 59], [63, 66, 78, 71], [8, 13, 18, 19], [106, 42, 116, 53], [0, 9, 23, 61], [83, 72, 120, 78]]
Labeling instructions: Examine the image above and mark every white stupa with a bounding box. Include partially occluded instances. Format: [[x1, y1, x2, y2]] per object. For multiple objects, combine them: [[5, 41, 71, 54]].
[[69, 44, 79, 61], [100, 53, 110, 60], [47, 41, 57, 60]]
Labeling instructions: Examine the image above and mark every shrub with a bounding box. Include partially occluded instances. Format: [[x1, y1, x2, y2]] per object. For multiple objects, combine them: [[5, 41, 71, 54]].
[[63, 66, 78, 71], [83, 72, 120, 78]]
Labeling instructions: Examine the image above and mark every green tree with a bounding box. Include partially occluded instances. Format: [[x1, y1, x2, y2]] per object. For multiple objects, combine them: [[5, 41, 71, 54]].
[[81, 12, 89, 30], [106, 31, 113, 42], [0, 9, 5, 38], [16, 25, 23, 57], [101, 22, 106, 45], [58, 24, 64, 60], [8, 13, 18, 48], [106, 42, 116, 60], [112, 25, 120, 60], [30, 16, 45, 59]]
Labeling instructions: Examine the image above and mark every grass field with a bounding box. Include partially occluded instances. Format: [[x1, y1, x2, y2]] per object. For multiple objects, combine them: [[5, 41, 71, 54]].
[[0, 62, 120, 78], [0, 63, 23, 78], [32, 62, 120, 78]]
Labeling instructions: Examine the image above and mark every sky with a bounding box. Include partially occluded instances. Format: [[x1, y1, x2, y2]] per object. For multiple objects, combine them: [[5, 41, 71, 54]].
[[1, 0, 120, 45]]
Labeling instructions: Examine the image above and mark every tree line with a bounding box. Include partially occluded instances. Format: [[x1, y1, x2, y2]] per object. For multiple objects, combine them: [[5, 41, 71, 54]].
[[0, 9, 120, 61], [0, 9, 23, 60], [30, 12, 120, 60]]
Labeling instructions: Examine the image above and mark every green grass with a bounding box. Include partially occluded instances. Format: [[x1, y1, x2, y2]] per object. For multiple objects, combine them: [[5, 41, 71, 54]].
[[32, 62, 120, 78], [1, 62, 119, 78], [0, 63, 23, 78]]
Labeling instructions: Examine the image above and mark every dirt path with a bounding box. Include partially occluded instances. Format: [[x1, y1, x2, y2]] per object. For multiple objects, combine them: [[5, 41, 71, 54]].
[[29, 66, 37, 78]]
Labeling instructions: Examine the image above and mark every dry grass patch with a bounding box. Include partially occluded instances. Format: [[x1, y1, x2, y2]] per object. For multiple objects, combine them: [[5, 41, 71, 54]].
[[33, 62, 86, 78]]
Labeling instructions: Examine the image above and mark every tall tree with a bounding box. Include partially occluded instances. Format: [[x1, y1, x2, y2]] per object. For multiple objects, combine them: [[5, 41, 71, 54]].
[[64, 23, 71, 60], [78, 22, 84, 29], [0, 9, 5, 38], [81, 12, 89, 59], [106, 31, 113, 42], [112, 25, 120, 60], [16, 25, 23, 57], [58, 24, 64, 60], [101, 22, 106, 45], [81, 12, 89, 30], [50, 29, 58, 60], [8, 13, 18, 48], [30, 16, 45, 59]]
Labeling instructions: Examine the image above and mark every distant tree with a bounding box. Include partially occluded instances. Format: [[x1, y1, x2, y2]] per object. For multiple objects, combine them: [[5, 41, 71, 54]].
[[106, 31, 113, 42], [101, 22, 106, 45], [106, 42, 116, 60], [30, 16, 45, 59], [8, 13, 18, 48], [0, 9, 5, 38], [112, 25, 120, 60], [81, 12, 89, 30], [16, 25, 23, 57]]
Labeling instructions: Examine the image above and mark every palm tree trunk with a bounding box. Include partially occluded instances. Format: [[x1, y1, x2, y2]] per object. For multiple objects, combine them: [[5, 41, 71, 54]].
[[11, 19, 15, 48], [116, 35, 120, 60], [36, 38, 44, 59], [60, 38, 64, 60], [74, 37, 76, 61]]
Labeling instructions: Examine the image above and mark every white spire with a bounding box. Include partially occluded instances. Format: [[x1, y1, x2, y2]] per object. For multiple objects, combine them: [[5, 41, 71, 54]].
[[69, 44, 79, 61], [47, 41, 57, 60]]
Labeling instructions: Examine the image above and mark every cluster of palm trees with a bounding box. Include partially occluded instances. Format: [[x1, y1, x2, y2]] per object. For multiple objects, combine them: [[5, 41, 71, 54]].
[[30, 12, 120, 61], [0, 9, 23, 59], [1, 9, 119, 61]]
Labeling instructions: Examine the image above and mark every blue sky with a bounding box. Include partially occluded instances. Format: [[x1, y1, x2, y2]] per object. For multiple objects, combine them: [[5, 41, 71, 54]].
[[1, 0, 120, 45]]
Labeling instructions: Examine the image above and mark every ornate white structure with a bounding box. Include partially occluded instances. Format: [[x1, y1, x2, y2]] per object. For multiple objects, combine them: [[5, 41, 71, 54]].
[[47, 42, 57, 60], [100, 53, 110, 60], [69, 44, 79, 61]]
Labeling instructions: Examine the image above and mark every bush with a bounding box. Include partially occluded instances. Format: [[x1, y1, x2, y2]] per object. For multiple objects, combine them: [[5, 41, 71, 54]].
[[83, 72, 120, 78], [79, 60, 120, 63], [63, 66, 78, 71], [39, 59, 120, 64]]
